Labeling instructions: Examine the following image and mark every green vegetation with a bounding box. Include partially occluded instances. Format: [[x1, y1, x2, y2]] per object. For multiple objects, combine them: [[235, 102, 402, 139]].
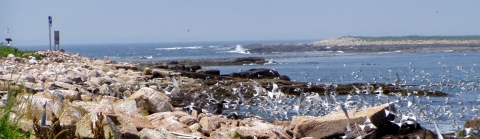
[[0, 45, 42, 60], [0, 82, 30, 138], [347, 35, 480, 42]]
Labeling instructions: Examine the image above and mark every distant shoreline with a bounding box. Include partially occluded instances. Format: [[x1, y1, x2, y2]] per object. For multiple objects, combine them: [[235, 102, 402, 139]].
[[244, 35, 480, 53]]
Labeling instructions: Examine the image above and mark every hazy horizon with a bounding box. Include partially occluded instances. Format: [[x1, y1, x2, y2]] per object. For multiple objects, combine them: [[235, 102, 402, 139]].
[[2, 1, 480, 46]]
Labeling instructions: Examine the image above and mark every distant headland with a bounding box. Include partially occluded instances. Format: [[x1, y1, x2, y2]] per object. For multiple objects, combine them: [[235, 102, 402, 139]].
[[244, 35, 480, 53]]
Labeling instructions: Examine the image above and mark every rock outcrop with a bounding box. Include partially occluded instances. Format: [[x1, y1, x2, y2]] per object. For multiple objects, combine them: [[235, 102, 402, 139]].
[[292, 103, 395, 138]]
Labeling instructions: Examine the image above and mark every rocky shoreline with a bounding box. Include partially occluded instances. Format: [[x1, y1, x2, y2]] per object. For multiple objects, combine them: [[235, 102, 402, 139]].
[[0, 50, 463, 138]]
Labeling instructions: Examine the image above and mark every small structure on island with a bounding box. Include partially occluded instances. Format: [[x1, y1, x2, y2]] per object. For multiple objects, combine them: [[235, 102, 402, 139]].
[[5, 38, 12, 46]]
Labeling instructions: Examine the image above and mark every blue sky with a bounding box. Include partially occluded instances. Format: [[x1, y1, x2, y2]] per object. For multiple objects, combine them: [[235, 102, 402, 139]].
[[1, 1, 480, 46]]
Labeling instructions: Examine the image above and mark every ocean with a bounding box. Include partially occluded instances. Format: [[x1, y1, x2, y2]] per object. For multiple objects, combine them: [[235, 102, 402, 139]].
[[18, 41, 480, 134]]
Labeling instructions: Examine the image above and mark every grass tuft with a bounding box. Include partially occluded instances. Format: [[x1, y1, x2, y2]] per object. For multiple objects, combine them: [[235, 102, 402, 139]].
[[0, 81, 30, 138]]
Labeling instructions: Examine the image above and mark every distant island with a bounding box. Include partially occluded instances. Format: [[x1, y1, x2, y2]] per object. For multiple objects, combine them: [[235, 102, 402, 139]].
[[244, 35, 480, 53]]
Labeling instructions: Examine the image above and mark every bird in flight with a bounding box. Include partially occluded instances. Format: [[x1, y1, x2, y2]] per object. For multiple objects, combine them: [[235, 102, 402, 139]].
[[6, 28, 9, 33]]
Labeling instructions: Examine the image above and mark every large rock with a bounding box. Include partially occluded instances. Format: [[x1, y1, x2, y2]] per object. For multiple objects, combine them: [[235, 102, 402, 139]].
[[128, 87, 173, 113], [292, 103, 396, 139], [196, 69, 220, 76], [59, 89, 81, 102], [87, 70, 100, 77], [59, 106, 88, 125], [114, 100, 154, 130], [119, 124, 140, 139], [19, 95, 63, 121], [113, 99, 138, 115], [71, 101, 115, 115], [151, 71, 166, 78], [146, 111, 194, 134], [229, 68, 283, 79], [18, 118, 35, 133], [465, 119, 480, 129], [233, 57, 265, 64], [116, 113, 154, 130], [199, 115, 227, 132], [138, 128, 178, 139], [24, 76, 36, 83], [146, 91, 173, 112], [52, 81, 73, 89], [186, 65, 202, 72], [105, 71, 116, 77], [230, 121, 291, 139], [68, 70, 88, 78], [75, 112, 122, 139], [89, 77, 106, 86], [169, 64, 185, 71]]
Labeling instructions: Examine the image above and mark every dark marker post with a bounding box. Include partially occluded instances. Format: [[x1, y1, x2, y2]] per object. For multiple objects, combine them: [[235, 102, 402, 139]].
[[48, 16, 52, 50]]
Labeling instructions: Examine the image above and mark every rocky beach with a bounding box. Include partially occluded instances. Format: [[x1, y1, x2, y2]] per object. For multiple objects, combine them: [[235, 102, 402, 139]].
[[1, 46, 474, 139]]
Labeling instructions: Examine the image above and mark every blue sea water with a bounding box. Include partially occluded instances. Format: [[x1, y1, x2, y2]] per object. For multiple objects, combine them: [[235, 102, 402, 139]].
[[18, 41, 480, 134]]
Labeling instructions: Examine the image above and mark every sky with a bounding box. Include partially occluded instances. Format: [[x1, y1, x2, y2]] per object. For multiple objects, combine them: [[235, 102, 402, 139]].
[[1, 1, 480, 46]]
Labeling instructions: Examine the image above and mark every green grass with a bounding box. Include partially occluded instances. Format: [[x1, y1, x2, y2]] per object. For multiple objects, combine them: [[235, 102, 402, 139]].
[[0, 45, 42, 60], [0, 82, 31, 138], [346, 35, 480, 42]]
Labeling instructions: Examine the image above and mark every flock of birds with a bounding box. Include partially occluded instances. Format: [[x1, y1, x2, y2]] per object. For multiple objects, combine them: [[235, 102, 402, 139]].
[[156, 54, 480, 138]]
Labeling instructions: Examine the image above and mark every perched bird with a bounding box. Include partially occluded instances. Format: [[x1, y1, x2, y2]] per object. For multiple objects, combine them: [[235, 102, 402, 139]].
[[164, 77, 180, 98]]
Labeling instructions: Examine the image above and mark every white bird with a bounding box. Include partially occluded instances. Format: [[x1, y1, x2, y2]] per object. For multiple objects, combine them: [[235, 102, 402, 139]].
[[433, 121, 443, 139], [385, 109, 397, 117], [253, 81, 265, 97], [338, 102, 350, 119], [341, 121, 356, 139], [373, 87, 383, 94], [363, 116, 376, 129], [164, 77, 180, 98], [346, 121, 352, 132], [268, 82, 279, 99], [465, 128, 472, 138]]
